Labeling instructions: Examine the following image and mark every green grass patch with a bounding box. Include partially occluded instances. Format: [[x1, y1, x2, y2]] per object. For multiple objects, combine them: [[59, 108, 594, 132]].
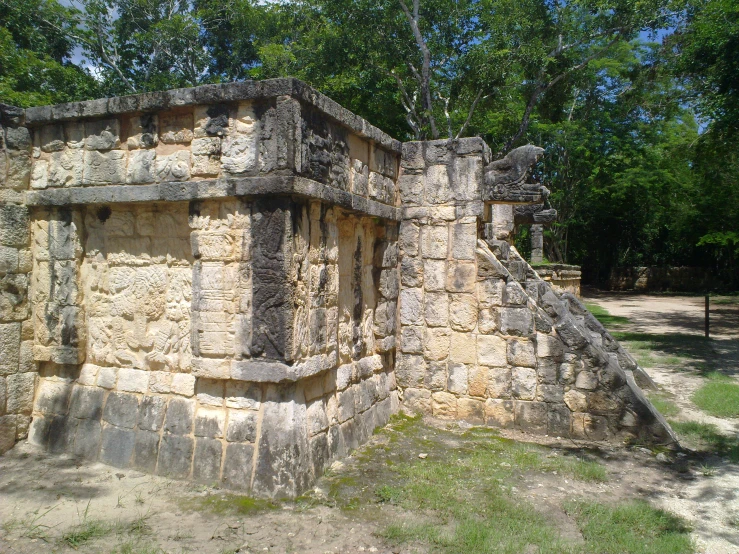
[[611, 332, 711, 370], [648, 393, 680, 418], [669, 420, 739, 461], [61, 519, 111, 548], [584, 303, 631, 327], [565, 500, 693, 554], [180, 493, 280, 516], [692, 379, 739, 418]]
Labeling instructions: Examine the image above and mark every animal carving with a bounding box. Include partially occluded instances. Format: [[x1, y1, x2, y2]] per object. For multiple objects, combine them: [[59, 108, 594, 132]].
[[483, 144, 550, 203]]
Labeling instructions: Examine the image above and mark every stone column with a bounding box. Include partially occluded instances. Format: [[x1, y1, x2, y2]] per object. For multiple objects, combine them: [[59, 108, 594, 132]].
[[530, 224, 544, 264]]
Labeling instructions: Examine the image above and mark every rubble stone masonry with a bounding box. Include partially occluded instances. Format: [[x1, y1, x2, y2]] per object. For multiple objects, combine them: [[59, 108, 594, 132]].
[[0, 79, 673, 497]]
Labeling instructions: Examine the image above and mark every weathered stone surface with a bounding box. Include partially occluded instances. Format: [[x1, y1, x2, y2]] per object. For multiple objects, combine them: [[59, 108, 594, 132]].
[[100, 425, 135, 468], [222, 443, 255, 489], [507, 339, 536, 368], [157, 434, 194, 478], [133, 430, 160, 473], [68, 385, 104, 420], [164, 397, 195, 435], [458, 398, 484, 423], [82, 150, 127, 185], [103, 392, 139, 428], [485, 399, 514, 428], [195, 407, 226, 438], [226, 410, 257, 442], [193, 438, 223, 483], [477, 335, 506, 366], [138, 395, 167, 432]]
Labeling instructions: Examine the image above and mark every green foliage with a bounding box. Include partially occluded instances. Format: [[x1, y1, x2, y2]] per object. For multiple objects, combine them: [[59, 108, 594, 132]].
[[584, 303, 631, 327]]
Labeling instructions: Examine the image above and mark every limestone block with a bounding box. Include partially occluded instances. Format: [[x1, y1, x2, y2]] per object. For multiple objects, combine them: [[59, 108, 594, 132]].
[[422, 225, 448, 259], [193, 438, 223, 482], [6, 126, 31, 150], [571, 413, 608, 441], [138, 395, 167, 432], [0, 415, 17, 454], [77, 364, 98, 387], [450, 332, 476, 364], [425, 361, 447, 391], [307, 399, 329, 436], [514, 401, 548, 434], [222, 443, 254, 489], [68, 385, 104, 420], [446, 261, 476, 293], [133, 430, 160, 473], [425, 165, 451, 204], [16, 414, 29, 440], [0, 322, 20, 376], [447, 363, 469, 395], [587, 391, 621, 414], [72, 419, 102, 459], [0, 376, 5, 415], [126, 114, 158, 149], [432, 391, 457, 418], [0, 246, 18, 273], [157, 434, 193, 478], [478, 280, 505, 308], [117, 368, 149, 393], [491, 204, 514, 240], [396, 354, 426, 388], [423, 260, 447, 292], [18, 249, 31, 273], [488, 366, 512, 398], [499, 307, 534, 337], [191, 358, 230, 380], [485, 398, 514, 428], [164, 397, 195, 435], [171, 373, 196, 397], [400, 326, 423, 354], [399, 221, 419, 256], [468, 366, 487, 397], [504, 282, 527, 306], [337, 388, 355, 422], [103, 392, 139, 428], [48, 149, 83, 187], [225, 381, 261, 410], [159, 112, 194, 144], [398, 173, 423, 205], [380, 267, 400, 298], [424, 291, 449, 327], [39, 125, 65, 152], [507, 339, 536, 368], [226, 410, 257, 442], [452, 155, 481, 202], [374, 300, 397, 337], [34, 379, 72, 415], [399, 288, 423, 325], [82, 150, 127, 185], [400, 257, 423, 288], [351, 160, 369, 196], [575, 371, 598, 391], [449, 294, 477, 332], [336, 364, 353, 391], [477, 334, 506, 367], [559, 361, 576, 385], [424, 328, 450, 361], [31, 160, 48, 189], [478, 308, 498, 334], [6, 373, 35, 415], [64, 121, 85, 148], [156, 150, 190, 181], [194, 407, 226, 438], [537, 384, 564, 404], [192, 154, 222, 177], [85, 119, 120, 150], [196, 379, 225, 407], [100, 426, 135, 468], [536, 333, 564, 360], [402, 387, 431, 415], [97, 367, 117, 389], [512, 367, 537, 400], [458, 398, 484, 423], [127, 149, 156, 184], [548, 405, 571, 436], [368, 171, 385, 201], [6, 153, 31, 189]]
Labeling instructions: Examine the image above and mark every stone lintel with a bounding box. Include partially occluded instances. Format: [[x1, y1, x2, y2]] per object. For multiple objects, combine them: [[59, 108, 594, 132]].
[[22, 78, 401, 153], [24, 176, 400, 221], [230, 355, 334, 383]]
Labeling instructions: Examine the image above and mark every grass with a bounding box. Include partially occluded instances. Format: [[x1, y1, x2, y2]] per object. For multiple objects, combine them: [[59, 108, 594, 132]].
[[648, 393, 680, 418], [61, 519, 111, 548], [585, 303, 631, 327], [564, 500, 693, 554], [669, 420, 739, 462], [313, 415, 690, 554], [611, 331, 711, 370], [692, 374, 739, 418], [180, 493, 280, 516]]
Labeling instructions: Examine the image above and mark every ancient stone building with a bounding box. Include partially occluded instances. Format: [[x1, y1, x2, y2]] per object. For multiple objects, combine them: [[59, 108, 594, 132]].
[[0, 79, 674, 497]]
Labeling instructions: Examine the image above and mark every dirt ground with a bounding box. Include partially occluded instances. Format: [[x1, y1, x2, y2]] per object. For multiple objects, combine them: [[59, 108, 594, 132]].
[[1, 290, 738, 554]]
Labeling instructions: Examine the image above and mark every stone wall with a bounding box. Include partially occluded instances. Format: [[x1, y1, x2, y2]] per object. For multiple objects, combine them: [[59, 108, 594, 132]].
[[0, 79, 674, 497], [608, 266, 729, 293], [531, 264, 582, 297], [395, 139, 673, 444], [0, 105, 36, 455]]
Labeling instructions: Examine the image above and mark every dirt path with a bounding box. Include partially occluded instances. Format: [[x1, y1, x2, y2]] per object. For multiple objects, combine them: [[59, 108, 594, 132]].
[[583, 289, 739, 553]]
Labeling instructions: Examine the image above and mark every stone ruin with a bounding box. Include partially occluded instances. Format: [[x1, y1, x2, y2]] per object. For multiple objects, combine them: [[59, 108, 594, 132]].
[[0, 78, 675, 497]]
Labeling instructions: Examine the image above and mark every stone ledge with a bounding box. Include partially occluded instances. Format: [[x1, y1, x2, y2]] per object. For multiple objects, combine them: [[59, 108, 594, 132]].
[[24, 176, 401, 221], [230, 355, 335, 383], [22, 78, 402, 153]]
